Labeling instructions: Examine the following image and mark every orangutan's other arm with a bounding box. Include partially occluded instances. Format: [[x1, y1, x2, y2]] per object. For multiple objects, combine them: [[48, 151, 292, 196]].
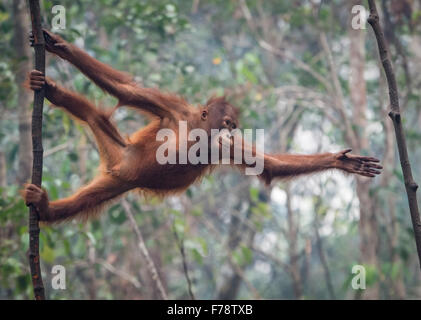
[[34, 29, 190, 119], [260, 149, 381, 183], [230, 139, 382, 183]]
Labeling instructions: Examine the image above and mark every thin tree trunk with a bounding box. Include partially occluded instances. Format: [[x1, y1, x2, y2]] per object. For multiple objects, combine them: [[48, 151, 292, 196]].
[[13, 0, 32, 184], [28, 0, 45, 300], [368, 0, 421, 270]]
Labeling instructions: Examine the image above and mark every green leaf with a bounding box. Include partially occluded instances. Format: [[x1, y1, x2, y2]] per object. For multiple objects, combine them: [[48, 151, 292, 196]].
[[191, 248, 203, 265], [174, 217, 185, 235], [241, 246, 253, 265], [249, 187, 259, 203], [40, 244, 55, 264]]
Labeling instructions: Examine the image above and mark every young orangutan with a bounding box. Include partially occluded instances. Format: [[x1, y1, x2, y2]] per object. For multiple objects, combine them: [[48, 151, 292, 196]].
[[23, 30, 382, 224]]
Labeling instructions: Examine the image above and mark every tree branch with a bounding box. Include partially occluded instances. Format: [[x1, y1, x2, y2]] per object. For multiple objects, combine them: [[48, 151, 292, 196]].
[[95, 258, 141, 289], [121, 199, 168, 299], [367, 0, 421, 269], [172, 223, 196, 300], [27, 0, 45, 300]]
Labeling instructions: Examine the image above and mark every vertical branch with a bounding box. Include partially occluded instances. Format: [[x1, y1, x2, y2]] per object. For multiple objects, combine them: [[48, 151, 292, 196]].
[[28, 0, 45, 300], [367, 0, 421, 268], [121, 199, 168, 300], [172, 224, 196, 300]]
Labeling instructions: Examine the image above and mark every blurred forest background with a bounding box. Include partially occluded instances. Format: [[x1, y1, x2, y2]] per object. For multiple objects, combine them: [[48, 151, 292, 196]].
[[1, 0, 421, 300]]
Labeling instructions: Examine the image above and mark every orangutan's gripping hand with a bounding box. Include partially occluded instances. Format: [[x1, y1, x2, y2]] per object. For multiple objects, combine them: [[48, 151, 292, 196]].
[[29, 29, 72, 59]]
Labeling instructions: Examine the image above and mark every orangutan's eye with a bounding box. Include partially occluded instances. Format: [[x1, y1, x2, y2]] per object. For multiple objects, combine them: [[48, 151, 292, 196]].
[[225, 119, 231, 126], [232, 123, 236, 129]]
